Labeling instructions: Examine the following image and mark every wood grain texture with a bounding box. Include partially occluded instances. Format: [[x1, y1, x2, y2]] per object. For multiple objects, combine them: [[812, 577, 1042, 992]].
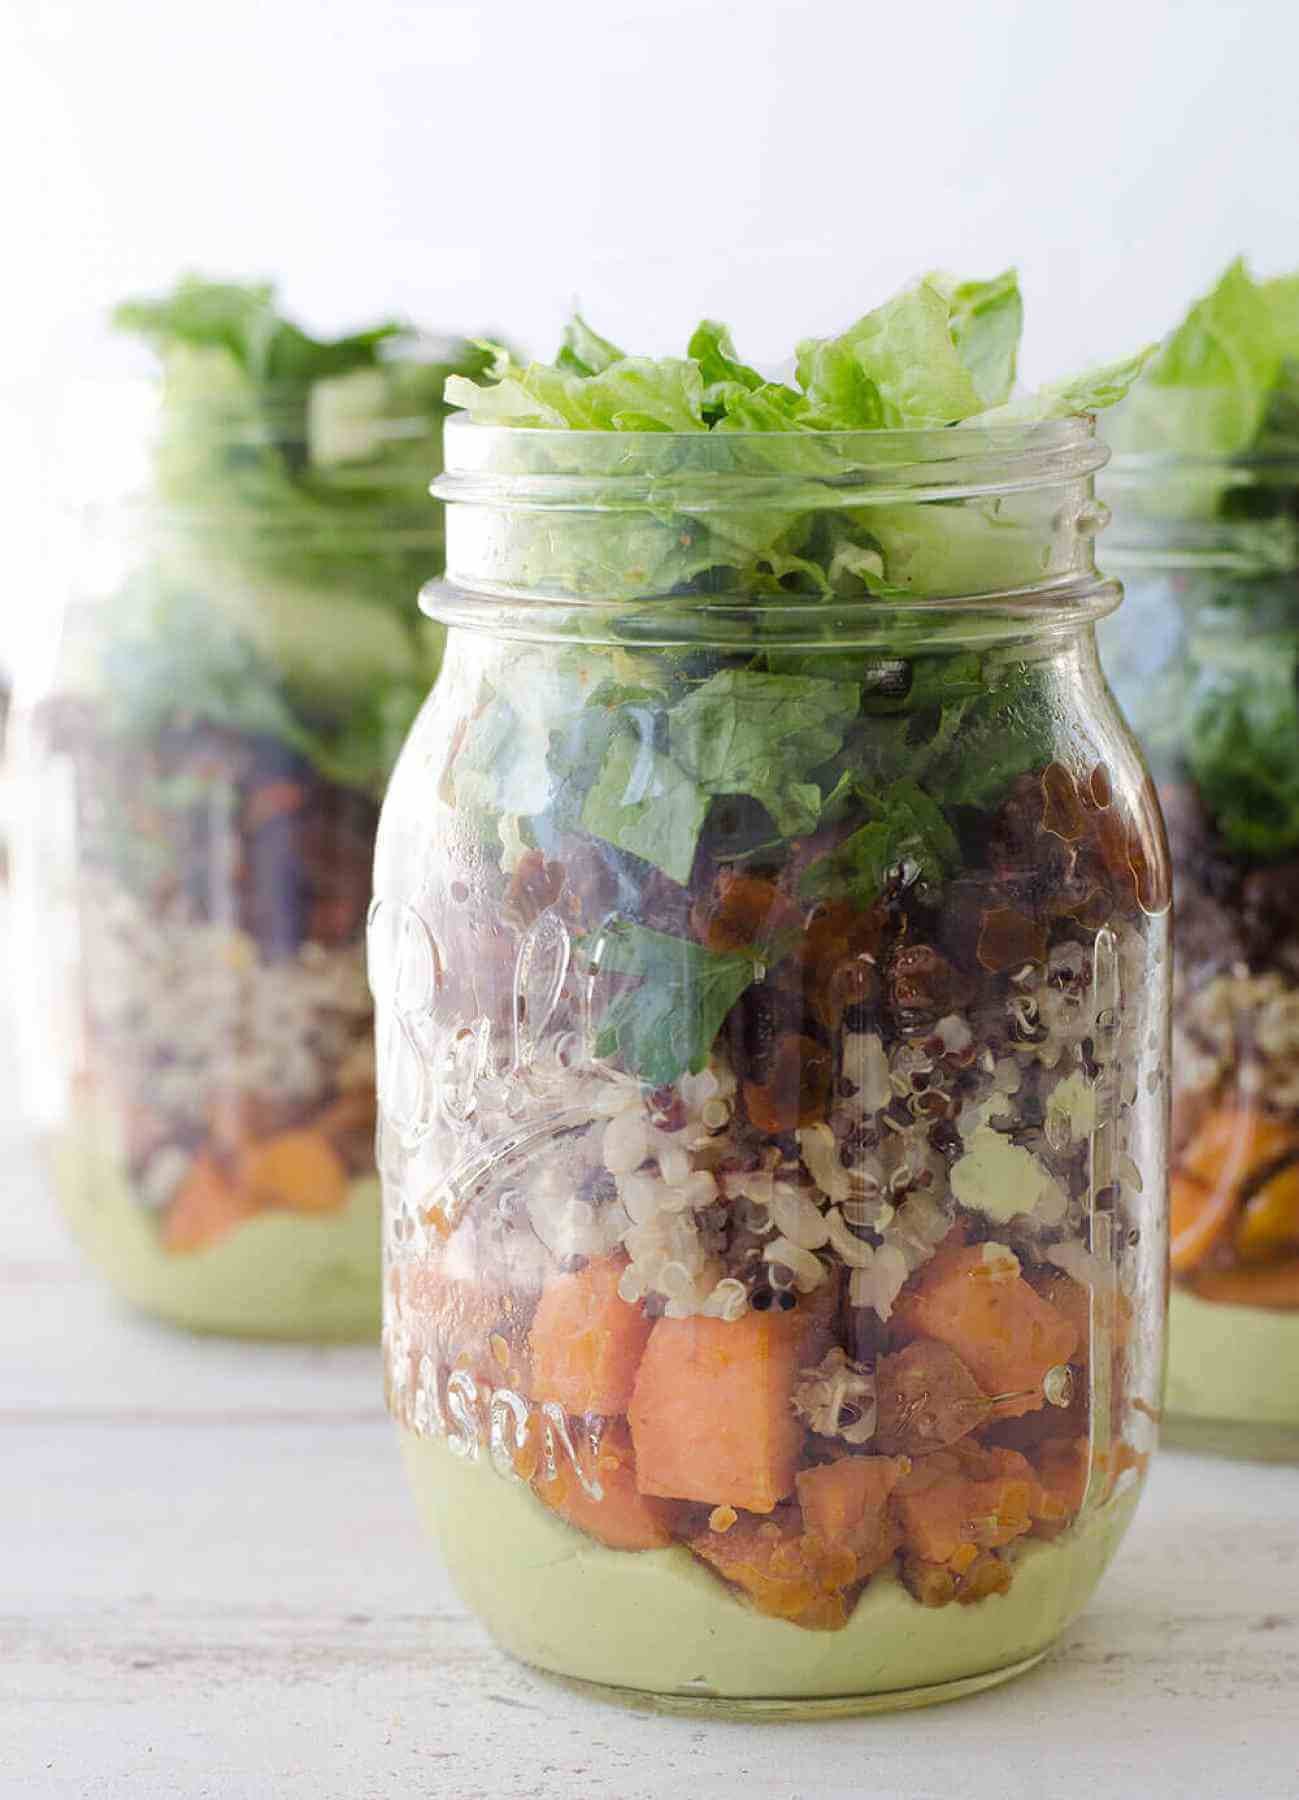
[[3, 942, 1297, 1800]]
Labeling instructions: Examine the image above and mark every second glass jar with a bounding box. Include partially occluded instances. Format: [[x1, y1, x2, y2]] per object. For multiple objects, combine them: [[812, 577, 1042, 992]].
[[375, 417, 1170, 1712], [1103, 436, 1299, 1458]]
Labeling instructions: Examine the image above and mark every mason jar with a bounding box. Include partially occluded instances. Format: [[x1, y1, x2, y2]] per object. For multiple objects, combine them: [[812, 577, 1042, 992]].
[[1102, 438, 1299, 1458], [374, 415, 1170, 1713], [11, 354, 462, 1339]]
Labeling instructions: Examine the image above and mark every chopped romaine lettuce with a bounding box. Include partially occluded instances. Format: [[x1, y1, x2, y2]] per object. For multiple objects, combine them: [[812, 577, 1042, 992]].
[[590, 922, 761, 1085], [447, 270, 1144, 439], [935, 268, 1023, 410], [108, 275, 498, 793], [443, 273, 1146, 610], [1107, 259, 1299, 461], [798, 778, 959, 905]]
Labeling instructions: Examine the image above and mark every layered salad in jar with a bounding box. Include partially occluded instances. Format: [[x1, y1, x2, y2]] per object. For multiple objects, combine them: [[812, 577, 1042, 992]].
[[376, 275, 1169, 1704], [35, 279, 494, 1337], [1103, 260, 1299, 1447]]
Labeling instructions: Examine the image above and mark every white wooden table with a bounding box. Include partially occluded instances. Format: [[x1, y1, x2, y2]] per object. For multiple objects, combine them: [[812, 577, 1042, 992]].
[[4, 979, 1297, 1798]]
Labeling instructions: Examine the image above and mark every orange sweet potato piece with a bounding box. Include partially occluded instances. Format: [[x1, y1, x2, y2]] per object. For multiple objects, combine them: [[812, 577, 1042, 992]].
[[1188, 1258, 1299, 1309], [238, 1129, 348, 1215], [892, 1443, 1042, 1565], [161, 1154, 264, 1254], [903, 1548, 1012, 1608], [389, 1258, 524, 1390], [1235, 1165, 1299, 1264], [1027, 1269, 1092, 1366], [533, 1421, 674, 1551], [529, 1257, 653, 1416], [1033, 1436, 1090, 1536], [1172, 1108, 1297, 1274], [890, 1245, 1078, 1417], [795, 1455, 906, 1579], [630, 1305, 817, 1513], [689, 1507, 852, 1631]]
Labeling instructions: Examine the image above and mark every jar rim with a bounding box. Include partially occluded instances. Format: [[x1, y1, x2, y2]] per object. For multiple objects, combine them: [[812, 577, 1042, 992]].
[[421, 573, 1122, 650], [435, 412, 1108, 499]]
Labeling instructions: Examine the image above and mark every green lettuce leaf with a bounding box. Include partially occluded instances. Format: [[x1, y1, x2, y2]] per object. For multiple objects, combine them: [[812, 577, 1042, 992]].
[[110, 275, 495, 792], [982, 346, 1156, 424], [1262, 274, 1299, 352], [668, 670, 860, 836], [795, 281, 984, 429], [799, 778, 959, 904], [933, 268, 1023, 409], [447, 346, 706, 432], [579, 731, 710, 883], [115, 278, 405, 392], [557, 313, 626, 375], [1108, 261, 1279, 457], [1182, 627, 1299, 856], [688, 319, 766, 422], [590, 922, 760, 1084]]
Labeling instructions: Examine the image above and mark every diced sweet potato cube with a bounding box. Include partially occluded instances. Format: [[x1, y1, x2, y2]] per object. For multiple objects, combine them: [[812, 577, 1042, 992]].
[[796, 1455, 905, 1579], [1172, 1108, 1298, 1274], [874, 1339, 990, 1453], [629, 1306, 816, 1513], [1236, 1164, 1299, 1263], [238, 1129, 348, 1215], [902, 1546, 1015, 1607], [529, 1257, 653, 1416], [1026, 1270, 1092, 1367], [1179, 1106, 1294, 1188], [890, 1244, 1078, 1417], [893, 1443, 1041, 1565], [533, 1421, 674, 1552], [689, 1508, 850, 1631], [161, 1154, 264, 1254], [954, 1550, 1013, 1604], [1034, 1436, 1090, 1536], [390, 1258, 524, 1387]]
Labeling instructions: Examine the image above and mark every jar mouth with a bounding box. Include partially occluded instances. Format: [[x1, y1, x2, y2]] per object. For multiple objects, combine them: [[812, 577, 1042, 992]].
[[435, 413, 1109, 503], [429, 414, 1112, 635]]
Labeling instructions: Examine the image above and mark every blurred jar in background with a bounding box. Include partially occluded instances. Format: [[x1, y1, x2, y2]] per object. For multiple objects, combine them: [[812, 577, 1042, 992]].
[[10, 279, 493, 1339], [1102, 422, 1299, 1458]]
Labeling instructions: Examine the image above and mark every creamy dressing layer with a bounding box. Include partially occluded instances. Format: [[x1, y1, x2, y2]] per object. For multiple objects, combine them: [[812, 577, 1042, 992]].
[[1167, 1287, 1299, 1430], [54, 1124, 380, 1340], [400, 1428, 1138, 1702]]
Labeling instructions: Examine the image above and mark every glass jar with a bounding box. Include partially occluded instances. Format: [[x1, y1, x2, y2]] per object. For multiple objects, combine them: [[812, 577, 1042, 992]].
[[375, 416, 1170, 1713], [10, 349, 469, 1339], [1102, 439, 1299, 1458]]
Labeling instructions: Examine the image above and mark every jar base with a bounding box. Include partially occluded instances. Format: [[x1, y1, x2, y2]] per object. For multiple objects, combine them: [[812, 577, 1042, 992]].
[[52, 1124, 382, 1343], [521, 1651, 1048, 1721]]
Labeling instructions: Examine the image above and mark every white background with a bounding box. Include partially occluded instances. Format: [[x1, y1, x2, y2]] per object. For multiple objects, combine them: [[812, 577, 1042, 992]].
[[3, 0, 1299, 664]]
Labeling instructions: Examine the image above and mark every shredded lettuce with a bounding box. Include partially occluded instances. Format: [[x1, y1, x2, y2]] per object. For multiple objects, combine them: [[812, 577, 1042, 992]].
[[108, 275, 499, 793], [447, 270, 1145, 439], [937, 268, 1024, 410], [590, 922, 761, 1085], [443, 273, 1145, 611], [1108, 259, 1299, 461]]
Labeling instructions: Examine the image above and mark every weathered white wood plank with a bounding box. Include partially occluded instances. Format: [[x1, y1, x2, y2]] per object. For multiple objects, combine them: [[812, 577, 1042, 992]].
[[4, 1413, 1298, 1800]]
